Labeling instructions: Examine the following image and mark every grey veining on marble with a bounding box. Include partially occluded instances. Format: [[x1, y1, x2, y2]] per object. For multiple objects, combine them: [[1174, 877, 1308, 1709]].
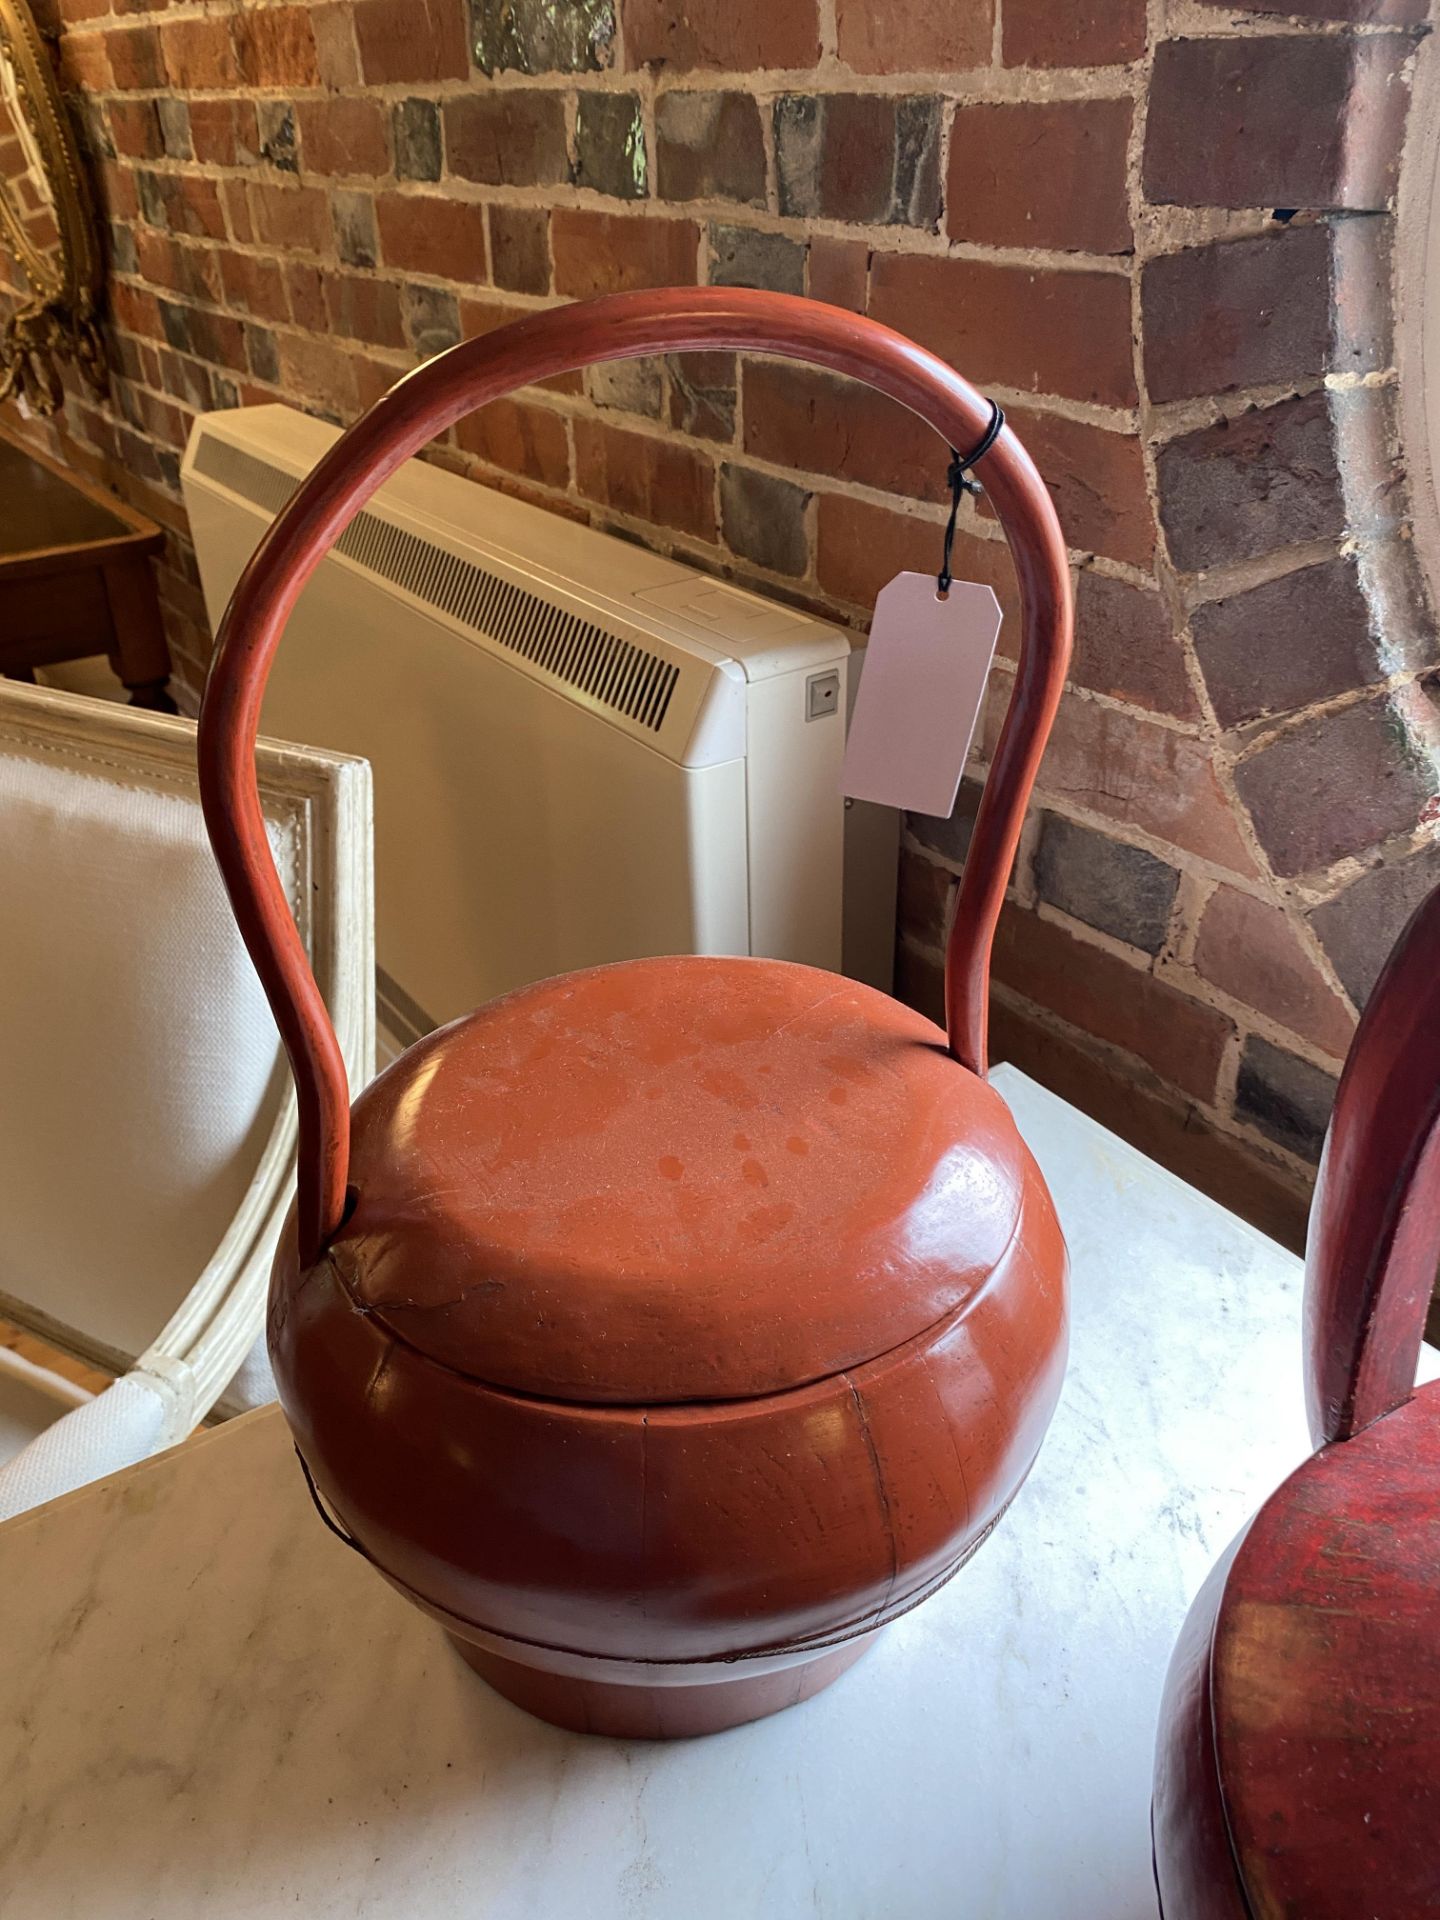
[[2, 1069, 1417, 1920]]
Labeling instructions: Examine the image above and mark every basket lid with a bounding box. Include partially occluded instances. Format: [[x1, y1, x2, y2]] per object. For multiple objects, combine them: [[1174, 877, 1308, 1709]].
[[329, 957, 1030, 1405]]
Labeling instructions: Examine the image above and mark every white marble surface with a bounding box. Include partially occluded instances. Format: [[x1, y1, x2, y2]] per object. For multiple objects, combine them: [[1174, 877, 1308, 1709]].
[[2, 1068, 1413, 1920]]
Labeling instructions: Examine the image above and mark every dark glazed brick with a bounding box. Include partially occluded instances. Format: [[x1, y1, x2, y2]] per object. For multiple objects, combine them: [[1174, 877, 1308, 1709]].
[[574, 92, 648, 199], [720, 464, 811, 576], [471, 0, 615, 72], [908, 778, 983, 867], [156, 98, 192, 161], [333, 190, 378, 268], [1143, 226, 1332, 405], [245, 323, 280, 384], [1073, 572, 1198, 720], [1157, 393, 1343, 574], [258, 101, 298, 174], [1034, 815, 1181, 954], [1310, 843, 1440, 1006], [109, 222, 139, 275], [588, 358, 666, 419], [405, 283, 461, 359], [775, 94, 942, 229], [446, 92, 570, 187], [1144, 35, 1411, 212], [1234, 689, 1439, 878], [709, 223, 805, 294], [669, 352, 737, 440], [490, 204, 550, 294], [394, 98, 442, 182], [655, 93, 766, 205], [1191, 557, 1379, 729], [157, 298, 192, 355], [1235, 1036, 1337, 1162]]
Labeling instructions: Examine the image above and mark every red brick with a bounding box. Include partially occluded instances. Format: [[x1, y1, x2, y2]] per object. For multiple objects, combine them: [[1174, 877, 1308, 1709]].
[[296, 98, 389, 178], [139, 172, 227, 241], [573, 418, 717, 541], [58, 30, 112, 89], [354, 0, 468, 83], [188, 100, 254, 167], [134, 230, 222, 304], [104, 22, 164, 86], [1194, 886, 1355, 1058], [232, 6, 321, 86], [160, 16, 241, 89], [222, 178, 253, 244], [111, 282, 165, 341], [1142, 225, 1332, 406], [312, 5, 362, 87], [1156, 392, 1342, 575], [277, 333, 360, 413], [490, 205, 550, 296], [1003, 0, 1145, 67], [985, 406, 1155, 570], [815, 491, 1016, 623], [624, 0, 820, 71], [552, 210, 699, 296], [948, 100, 1133, 256], [445, 93, 571, 188], [1037, 695, 1257, 874], [836, 0, 992, 73], [807, 237, 868, 312], [869, 253, 1138, 409], [323, 270, 406, 349], [1144, 34, 1410, 213], [354, 352, 405, 411], [94, 162, 140, 223], [457, 398, 572, 490], [458, 296, 584, 395], [108, 100, 163, 160], [248, 182, 332, 256], [1233, 686, 1440, 879], [993, 905, 1235, 1104], [743, 361, 943, 499], [774, 94, 942, 227], [1073, 571, 1199, 721], [375, 193, 488, 281], [218, 249, 289, 323], [284, 262, 327, 332]]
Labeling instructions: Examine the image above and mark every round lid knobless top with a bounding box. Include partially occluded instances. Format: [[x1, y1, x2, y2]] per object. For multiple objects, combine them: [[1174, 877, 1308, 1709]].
[[331, 957, 1029, 1405]]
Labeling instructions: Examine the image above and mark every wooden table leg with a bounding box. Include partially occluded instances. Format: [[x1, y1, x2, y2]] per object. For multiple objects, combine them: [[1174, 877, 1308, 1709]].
[[102, 556, 177, 712]]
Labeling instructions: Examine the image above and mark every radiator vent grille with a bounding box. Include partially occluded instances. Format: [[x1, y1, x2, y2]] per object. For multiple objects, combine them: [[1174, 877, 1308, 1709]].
[[192, 434, 680, 732]]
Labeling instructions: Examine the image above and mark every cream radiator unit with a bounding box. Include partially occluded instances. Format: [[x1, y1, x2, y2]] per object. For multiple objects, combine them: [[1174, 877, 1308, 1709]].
[[182, 404, 897, 1058]]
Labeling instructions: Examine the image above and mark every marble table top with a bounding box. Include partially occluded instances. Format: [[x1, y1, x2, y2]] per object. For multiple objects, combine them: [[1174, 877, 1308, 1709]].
[[3, 1067, 1419, 1920]]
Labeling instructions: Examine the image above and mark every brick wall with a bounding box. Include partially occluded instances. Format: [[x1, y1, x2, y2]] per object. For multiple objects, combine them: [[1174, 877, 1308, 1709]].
[[9, 0, 1440, 1242]]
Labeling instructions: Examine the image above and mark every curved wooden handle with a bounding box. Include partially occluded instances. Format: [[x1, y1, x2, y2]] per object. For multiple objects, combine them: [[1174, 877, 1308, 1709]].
[[1304, 880, 1440, 1446], [198, 288, 1072, 1266]]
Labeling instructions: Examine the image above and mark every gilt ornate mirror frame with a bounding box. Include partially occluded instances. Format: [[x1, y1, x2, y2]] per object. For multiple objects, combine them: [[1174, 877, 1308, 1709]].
[[0, 0, 104, 415]]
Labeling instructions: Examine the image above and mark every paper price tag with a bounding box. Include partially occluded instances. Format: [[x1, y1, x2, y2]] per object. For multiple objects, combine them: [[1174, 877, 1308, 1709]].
[[841, 572, 1002, 818]]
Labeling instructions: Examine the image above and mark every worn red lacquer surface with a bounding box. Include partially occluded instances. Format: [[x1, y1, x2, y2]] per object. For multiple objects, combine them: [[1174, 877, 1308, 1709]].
[[1153, 882, 1440, 1912]]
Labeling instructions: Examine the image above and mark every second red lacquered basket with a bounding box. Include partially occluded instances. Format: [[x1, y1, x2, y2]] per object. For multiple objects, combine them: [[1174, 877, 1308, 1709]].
[[198, 287, 1074, 1739]]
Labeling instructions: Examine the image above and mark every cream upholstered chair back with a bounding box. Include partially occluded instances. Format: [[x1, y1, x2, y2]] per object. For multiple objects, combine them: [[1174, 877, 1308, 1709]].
[[0, 681, 372, 1500]]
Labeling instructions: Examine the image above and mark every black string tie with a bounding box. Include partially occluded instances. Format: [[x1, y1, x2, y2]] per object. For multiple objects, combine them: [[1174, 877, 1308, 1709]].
[[938, 399, 1005, 597]]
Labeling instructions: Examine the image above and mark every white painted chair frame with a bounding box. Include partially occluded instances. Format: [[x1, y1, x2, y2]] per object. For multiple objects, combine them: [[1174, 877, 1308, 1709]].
[[0, 680, 373, 1494]]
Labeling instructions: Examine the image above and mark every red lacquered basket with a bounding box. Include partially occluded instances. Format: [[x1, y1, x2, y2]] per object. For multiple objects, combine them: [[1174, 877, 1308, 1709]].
[[198, 287, 1074, 1738]]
